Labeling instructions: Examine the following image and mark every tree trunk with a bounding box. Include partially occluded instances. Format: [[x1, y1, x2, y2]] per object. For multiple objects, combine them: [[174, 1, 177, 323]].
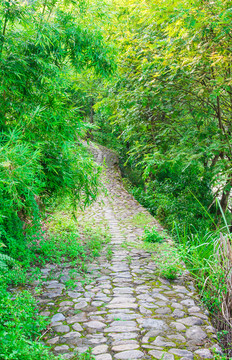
[[217, 178, 232, 219]]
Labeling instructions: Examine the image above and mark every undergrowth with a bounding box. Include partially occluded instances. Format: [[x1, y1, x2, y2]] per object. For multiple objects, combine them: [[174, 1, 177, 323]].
[[138, 239, 183, 280], [72, 349, 95, 359], [142, 226, 166, 243], [0, 195, 109, 360], [123, 169, 231, 356], [0, 283, 59, 360]]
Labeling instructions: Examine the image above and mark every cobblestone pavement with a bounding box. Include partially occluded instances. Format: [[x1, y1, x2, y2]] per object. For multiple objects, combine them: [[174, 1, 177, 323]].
[[35, 143, 220, 360]]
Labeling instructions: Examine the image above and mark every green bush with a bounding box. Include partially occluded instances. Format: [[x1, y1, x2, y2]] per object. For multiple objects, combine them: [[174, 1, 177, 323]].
[[0, 0, 115, 261], [177, 228, 227, 312], [158, 262, 179, 280], [131, 160, 215, 236], [142, 226, 165, 243], [0, 284, 57, 360], [32, 208, 110, 266]]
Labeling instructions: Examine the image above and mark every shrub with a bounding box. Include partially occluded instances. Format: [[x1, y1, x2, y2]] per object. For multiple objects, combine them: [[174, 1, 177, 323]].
[[142, 226, 165, 243], [0, 283, 57, 360]]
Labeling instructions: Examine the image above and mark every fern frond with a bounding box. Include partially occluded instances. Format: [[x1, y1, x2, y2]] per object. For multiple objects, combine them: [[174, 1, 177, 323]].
[[0, 253, 16, 271]]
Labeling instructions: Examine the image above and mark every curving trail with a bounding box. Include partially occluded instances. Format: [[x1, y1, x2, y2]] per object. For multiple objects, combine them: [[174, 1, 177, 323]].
[[36, 143, 220, 360]]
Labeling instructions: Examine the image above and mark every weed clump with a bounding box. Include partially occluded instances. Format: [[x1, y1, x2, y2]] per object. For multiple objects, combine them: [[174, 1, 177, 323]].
[[0, 195, 110, 360], [72, 349, 95, 359], [0, 283, 57, 360], [142, 226, 165, 243], [158, 262, 179, 280]]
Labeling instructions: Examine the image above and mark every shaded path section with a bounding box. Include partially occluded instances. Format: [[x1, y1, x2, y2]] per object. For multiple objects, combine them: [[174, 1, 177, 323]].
[[37, 143, 220, 360]]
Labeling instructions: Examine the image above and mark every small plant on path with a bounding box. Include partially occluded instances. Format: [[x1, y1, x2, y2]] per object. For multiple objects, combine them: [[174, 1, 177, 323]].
[[142, 226, 166, 243], [72, 349, 95, 359]]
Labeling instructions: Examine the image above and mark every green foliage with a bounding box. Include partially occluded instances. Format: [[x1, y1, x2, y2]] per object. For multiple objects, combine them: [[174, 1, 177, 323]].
[[130, 212, 153, 227], [34, 225, 107, 266], [156, 244, 182, 281], [158, 263, 179, 281], [131, 160, 215, 235], [1, 0, 232, 356], [0, 252, 14, 270], [0, 194, 109, 359], [0, 0, 115, 258], [30, 198, 110, 266], [0, 1, 107, 359], [0, 243, 16, 270], [0, 131, 42, 260], [142, 226, 165, 243], [94, 0, 232, 230], [136, 238, 182, 280], [176, 228, 227, 312], [1, 267, 40, 287], [0, 284, 57, 360], [106, 245, 113, 261], [72, 349, 95, 360]]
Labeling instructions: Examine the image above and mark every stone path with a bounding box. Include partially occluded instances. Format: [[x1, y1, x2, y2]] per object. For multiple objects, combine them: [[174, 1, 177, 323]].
[[36, 143, 220, 359]]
